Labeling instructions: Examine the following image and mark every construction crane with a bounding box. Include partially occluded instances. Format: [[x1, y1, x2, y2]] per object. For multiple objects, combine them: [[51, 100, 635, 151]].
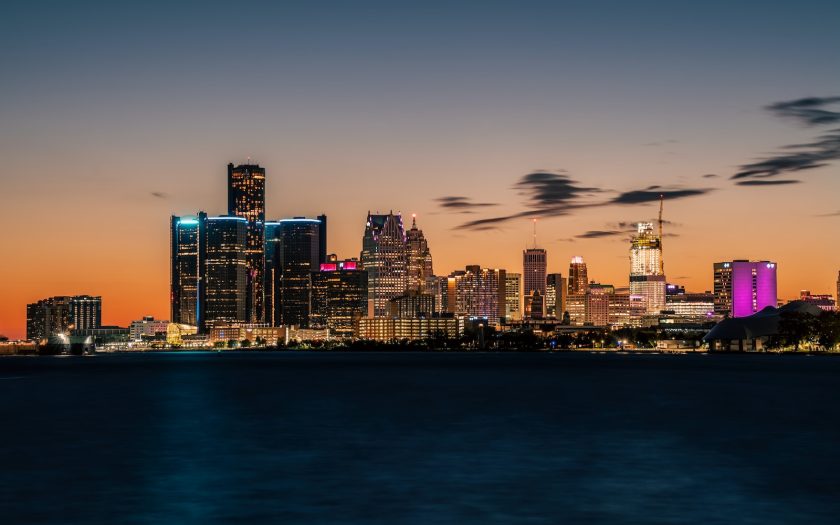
[[658, 194, 665, 275]]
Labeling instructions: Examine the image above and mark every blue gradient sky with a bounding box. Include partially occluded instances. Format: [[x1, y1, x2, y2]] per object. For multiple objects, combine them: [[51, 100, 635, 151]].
[[1, 1, 839, 337]]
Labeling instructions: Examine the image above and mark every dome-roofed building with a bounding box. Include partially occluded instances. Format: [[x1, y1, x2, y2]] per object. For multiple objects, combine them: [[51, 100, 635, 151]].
[[703, 300, 822, 351]]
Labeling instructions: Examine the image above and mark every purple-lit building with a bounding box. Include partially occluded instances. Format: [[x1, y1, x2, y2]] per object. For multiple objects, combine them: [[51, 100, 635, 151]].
[[716, 260, 777, 318]]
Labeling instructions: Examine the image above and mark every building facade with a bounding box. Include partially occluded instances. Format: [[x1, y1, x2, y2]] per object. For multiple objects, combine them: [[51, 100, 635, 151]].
[[26, 295, 101, 341], [568, 256, 589, 295], [523, 248, 547, 319], [202, 216, 248, 328], [664, 293, 716, 321], [629, 222, 666, 315], [227, 163, 266, 323], [387, 292, 436, 319], [713, 262, 733, 316], [270, 218, 323, 327], [310, 260, 368, 337], [449, 265, 506, 322], [714, 260, 778, 318], [406, 215, 433, 293], [170, 216, 200, 326], [360, 212, 408, 317], [355, 316, 462, 341], [505, 273, 522, 321], [799, 290, 835, 311], [129, 316, 170, 341], [546, 273, 567, 318]]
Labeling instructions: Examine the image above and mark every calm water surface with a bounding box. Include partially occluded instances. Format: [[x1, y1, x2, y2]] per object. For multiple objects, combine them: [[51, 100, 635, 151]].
[[2, 352, 839, 524]]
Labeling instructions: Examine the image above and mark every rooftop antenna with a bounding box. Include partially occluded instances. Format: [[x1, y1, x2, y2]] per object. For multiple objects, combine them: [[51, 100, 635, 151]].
[[532, 218, 538, 249], [658, 194, 665, 275]]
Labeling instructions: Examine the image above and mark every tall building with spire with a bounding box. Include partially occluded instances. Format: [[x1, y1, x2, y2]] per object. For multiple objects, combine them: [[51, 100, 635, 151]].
[[568, 256, 589, 295], [406, 214, 433, 293], [227, 162, 266, 323], [629, 222, 666, 315], [523, 220, 547, 319], [360, 212, 408, 317]]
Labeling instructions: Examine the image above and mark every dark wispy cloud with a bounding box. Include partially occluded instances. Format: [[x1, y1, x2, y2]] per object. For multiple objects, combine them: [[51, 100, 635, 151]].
[[575, 230, 625, 239], [734, 96, 840, 181], [514, 171, 602, 210], [436, 196, 498, 209], [767, 96, 840, 126], [815, 210, 840, 217], [456, 170, 602, 229], [456, 173, 711, 230], [150, 191, 167, 199], [735, 179, 801, 186], [702, 173, 719, 179], [644, 139, 679, 147], [608, 186, 712, 205]]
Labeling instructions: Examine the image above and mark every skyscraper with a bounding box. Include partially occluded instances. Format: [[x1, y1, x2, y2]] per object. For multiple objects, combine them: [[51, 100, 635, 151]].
[[360, 212, 408, 317], [70, 295, 102, 331], [263, 221, 283, 327], [505, 273, 522, 321], [227, 163, 266, 323], [546, 273, 567, 318], [202, 215, 248, 328], [629, 222, 666, 315], [713, 260, 778, 318], [273, 218, 322, 327], [449, 265, 506, 321], [406, 215, 434, 293], [311, 259, 367, 337], [523, 247, 547, 319], [568, 256, 589, 295], [170, 215, 200, 326], [713, 262, 733, 316]]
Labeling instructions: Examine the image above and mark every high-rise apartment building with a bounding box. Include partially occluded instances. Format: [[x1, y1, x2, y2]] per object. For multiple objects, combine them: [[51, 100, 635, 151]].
[[449, 265, 506, 321], [406, 215, 433, 293], [568, 256, 589, 295], [361, 212, 408, 317], [227, 163, 266, 323], [26, 295, 101, 341], [713, 262, 733, 316], [523, 247, 547, 319], [387, 292, 436, 319], [629, 222, 666, 315], [311, 260, 368, 337], [70, 295, 101, 331], [713, 260, 777, 318], [505, 273, 522, 321]]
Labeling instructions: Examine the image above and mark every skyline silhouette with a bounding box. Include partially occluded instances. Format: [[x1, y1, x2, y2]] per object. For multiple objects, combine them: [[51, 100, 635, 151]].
[[2, 1, 839, 339]]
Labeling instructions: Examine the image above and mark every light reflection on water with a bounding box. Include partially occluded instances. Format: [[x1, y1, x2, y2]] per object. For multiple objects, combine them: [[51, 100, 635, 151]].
[[1, 352, 839, 524]]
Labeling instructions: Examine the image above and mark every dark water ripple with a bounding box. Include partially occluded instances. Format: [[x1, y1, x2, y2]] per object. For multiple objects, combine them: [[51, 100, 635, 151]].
[[1, 352, 839, 524]]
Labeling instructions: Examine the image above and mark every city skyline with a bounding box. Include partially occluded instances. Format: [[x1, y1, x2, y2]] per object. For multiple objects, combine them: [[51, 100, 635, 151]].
[[2, 1, 840, 339]]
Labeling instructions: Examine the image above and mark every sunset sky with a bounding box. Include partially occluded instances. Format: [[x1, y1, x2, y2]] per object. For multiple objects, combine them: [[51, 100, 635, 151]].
[[1, 1, 839, 339]]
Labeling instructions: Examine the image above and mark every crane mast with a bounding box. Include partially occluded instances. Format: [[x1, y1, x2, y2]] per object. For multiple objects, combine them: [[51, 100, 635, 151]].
[[658, 194, 664, 275]]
